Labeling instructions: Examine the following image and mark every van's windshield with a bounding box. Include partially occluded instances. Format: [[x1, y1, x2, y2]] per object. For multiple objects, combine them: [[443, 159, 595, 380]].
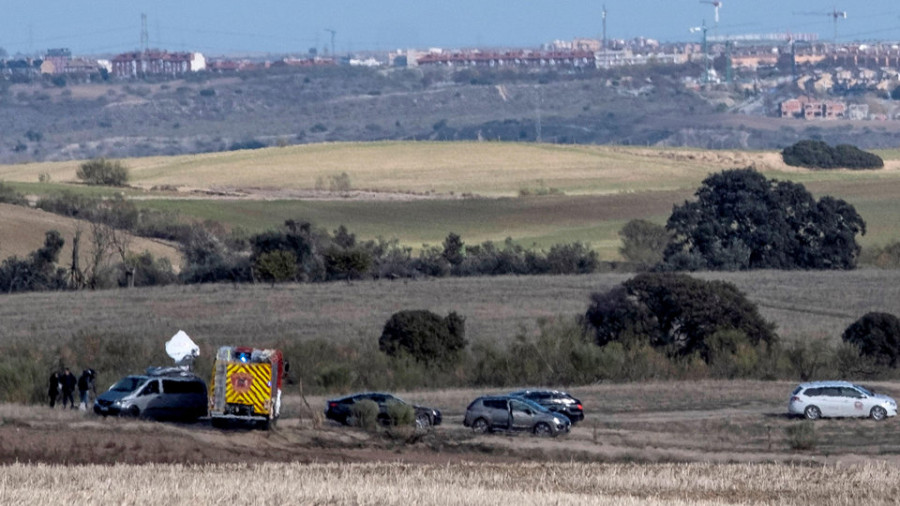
[[110, 376, 145, 393]]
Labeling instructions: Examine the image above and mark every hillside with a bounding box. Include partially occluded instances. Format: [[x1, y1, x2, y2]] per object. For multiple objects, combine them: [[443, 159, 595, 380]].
[[0, 203, 182, 271], [4, 142, 900, 258], [5, 66, 900, 164]]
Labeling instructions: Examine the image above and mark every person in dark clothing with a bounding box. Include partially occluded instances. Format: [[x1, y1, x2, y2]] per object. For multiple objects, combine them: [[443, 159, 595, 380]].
[[60, 368, 77, 409], [48, 372, 60, 408], [77, 369, 96, 410]]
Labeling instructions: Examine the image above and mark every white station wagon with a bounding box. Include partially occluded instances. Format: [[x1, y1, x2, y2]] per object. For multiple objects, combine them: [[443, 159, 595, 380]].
[[788, 381, 898, 421]]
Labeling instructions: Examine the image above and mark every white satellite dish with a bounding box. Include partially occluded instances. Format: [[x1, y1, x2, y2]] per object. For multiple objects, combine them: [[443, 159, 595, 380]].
[[166, 330, 199, 368]]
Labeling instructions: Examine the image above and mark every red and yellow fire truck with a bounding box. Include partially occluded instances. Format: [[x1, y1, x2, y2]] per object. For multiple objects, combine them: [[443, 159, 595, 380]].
[[209, 346, 284, 429]]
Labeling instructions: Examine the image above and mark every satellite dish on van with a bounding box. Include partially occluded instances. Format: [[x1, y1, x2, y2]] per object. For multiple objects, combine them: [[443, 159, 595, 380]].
[[166, 330, 199, 368]]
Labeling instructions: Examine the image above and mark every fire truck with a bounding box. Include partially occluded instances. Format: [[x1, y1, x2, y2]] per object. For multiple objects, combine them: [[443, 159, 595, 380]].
[[209, 346, 285, 429]]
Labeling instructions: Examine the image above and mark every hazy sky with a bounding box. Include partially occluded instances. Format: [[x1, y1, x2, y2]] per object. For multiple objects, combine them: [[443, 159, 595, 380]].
[[2, 1, 899, 56]]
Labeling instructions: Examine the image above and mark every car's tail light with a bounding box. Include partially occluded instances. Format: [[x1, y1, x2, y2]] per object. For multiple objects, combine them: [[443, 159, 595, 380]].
[[576, 404, 583, 410], [328, 402, 338, 408], [790, 396, 801, 403]]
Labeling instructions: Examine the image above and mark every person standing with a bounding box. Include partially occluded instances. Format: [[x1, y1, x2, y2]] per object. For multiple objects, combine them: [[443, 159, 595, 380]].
[[77, 369, 95, 411], [60, 368, 76, 409], [48, 371, 60, 408]]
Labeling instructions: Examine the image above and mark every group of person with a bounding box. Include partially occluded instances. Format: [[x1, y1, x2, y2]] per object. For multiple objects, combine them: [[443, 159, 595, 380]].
[[48, 368, 96, 410]]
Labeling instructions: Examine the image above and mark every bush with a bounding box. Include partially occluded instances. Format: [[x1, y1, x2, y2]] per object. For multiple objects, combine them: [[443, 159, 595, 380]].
[[584, 272, 777, 361], [76, 158, 130, 186], [385, 400, 415, 426], [350, 399, 380, 430], [842, 312, 900, 368], [619, 219, 670, 266], [0, 182, 27, 205], [782, 140, 883, 170], [254, 250, 298, 283], [379, 310, 467, 365], [121, 251, 178, 287], [785, 422, 817, 451]]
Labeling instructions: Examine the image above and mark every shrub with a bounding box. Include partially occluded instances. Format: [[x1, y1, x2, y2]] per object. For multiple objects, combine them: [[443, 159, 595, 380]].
[[785, 422, 817, 451], [228, 139, 266, 151], [782, 140, 883, 170], [350, 399, 380, 430], [584, 272, 777, 361], [619, 219, 670, 266], [254, 250, 298, 283], [385, 400, 415, 426], [0, 182, 27, 205], [379, 310, 467, 365], [121, 251, 178, 287], [842, 312, 900, 368], [76, 158, 130, 186]]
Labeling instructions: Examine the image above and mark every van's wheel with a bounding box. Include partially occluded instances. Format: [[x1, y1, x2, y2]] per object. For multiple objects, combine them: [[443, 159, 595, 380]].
[[533, 422, 552, 437], [472, 418, 490, 434], [871, 406, 887, 421], [804, 405, 821, 420]]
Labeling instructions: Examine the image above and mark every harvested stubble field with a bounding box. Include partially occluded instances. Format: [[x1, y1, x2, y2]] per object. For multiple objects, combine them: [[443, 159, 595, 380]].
[[3, 269, 900, 347], [3, 380, 900, 504], [3, 461, 900, 505]]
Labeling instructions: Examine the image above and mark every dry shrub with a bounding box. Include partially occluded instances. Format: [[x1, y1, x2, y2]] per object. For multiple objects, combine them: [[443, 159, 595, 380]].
[[785, 422, 817, 451], [350, 399, 379, 431]]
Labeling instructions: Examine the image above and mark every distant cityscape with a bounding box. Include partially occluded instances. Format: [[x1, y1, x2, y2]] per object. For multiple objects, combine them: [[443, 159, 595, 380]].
[[6, 33, 900, 121]]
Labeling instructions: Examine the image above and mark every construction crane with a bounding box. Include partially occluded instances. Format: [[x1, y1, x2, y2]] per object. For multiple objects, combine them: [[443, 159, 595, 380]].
[[690, 21, 710, 85], [699, 1, 722, 31], [324, 28, 336, 57], [793, 8, 846, 45]]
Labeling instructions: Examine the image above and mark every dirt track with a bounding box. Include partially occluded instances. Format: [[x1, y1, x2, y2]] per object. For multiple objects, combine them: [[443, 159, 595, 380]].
[[7, 383, 900, 467]]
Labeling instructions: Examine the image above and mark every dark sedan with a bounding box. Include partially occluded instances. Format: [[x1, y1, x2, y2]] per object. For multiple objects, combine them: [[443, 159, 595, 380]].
[[325, 392, 442, 428], [509, 389, 584, 424]]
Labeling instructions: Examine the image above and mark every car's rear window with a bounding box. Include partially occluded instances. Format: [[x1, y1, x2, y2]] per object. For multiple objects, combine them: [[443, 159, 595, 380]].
[[792, 386, 802, 395]]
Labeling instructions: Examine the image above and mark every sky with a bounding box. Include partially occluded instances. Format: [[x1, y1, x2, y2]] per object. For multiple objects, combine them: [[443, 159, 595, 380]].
[[2, 1, 900, 57]]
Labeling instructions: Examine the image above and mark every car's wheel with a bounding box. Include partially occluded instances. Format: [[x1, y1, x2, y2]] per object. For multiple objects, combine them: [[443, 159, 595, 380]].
[[472, 418, 490, 434], [533, 422, 552, 437], [804, 405, 821, 420], [870, 406, 888, 421], [415, 413, 431, 429]]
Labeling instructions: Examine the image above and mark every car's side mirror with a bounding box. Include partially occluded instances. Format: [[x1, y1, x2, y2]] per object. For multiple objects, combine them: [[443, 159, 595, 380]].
[[525, 409, 533, 415]]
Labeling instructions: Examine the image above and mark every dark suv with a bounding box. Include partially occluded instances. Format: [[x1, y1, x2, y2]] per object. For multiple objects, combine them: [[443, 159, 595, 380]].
[[509, 389, 584, 424], [324, 392, 442, 428]]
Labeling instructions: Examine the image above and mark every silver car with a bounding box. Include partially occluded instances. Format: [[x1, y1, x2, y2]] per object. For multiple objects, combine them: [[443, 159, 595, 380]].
[[93, 369, 208, 421], [463, 395, 570, 436], [788, 381, 898, 421]]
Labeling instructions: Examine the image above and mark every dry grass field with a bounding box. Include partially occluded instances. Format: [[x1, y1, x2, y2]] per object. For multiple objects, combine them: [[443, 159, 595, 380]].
[[2, 269, 900, 348], [0, 142, 776, 196], [2, 380, 900, 504], [3, 461, 900, 505], [0, 203, 182, 270]]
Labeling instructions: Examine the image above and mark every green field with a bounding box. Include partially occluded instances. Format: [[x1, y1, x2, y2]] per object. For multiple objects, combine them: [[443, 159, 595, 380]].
[[4, 142, 900, 258]]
